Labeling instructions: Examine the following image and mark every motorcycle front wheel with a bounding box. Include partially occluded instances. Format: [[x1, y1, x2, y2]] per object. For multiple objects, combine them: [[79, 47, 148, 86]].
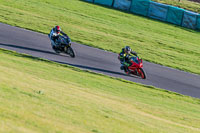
[[137, 68, 146, 79], [66, 46, 75, 58]]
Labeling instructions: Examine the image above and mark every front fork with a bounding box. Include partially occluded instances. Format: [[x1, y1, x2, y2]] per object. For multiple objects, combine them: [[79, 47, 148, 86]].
[[64, 43, 71, 53]]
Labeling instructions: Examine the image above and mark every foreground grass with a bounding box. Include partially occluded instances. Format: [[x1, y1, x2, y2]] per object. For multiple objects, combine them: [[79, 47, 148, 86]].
[[0, 49, 200, 133], [0, 0, 200, 75]]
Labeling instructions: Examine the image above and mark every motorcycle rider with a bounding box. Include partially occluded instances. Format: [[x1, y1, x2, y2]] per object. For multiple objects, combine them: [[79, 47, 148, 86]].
[[49, 25, 68, 49], [119, 46, 137, 74]]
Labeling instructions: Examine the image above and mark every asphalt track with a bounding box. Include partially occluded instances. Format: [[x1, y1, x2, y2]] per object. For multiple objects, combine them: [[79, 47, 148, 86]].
[[0, 23, 200, 98]]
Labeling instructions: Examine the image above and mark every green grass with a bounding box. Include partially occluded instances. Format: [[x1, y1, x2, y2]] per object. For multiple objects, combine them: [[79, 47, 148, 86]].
[[0, 48, 200, 133], [153, 0, 200, 13], [0, 0, 200, 75]]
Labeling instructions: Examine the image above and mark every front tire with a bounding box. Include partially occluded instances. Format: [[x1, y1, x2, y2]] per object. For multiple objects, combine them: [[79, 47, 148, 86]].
[[137, 68, 146, 79], [66, 46, 75, 58]]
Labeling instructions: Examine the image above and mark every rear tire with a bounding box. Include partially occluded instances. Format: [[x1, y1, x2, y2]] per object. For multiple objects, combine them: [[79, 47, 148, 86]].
[[137, 68, 146, 79], [66, 46, 75, 58]]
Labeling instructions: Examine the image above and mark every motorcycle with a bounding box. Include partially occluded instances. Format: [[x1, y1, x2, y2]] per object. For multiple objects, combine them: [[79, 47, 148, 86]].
[[119, 55, 146, 79], [48, 34, 75, 58]]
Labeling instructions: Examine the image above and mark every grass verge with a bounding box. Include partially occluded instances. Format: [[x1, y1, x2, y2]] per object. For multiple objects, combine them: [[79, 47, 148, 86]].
[[0, 0, 200, 75], [0, 48, 200, 133], [153, 0, 200, 13]]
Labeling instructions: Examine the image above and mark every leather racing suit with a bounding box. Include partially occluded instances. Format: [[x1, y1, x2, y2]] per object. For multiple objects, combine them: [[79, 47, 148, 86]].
[[49, 28, 67, 48], [119, 48, 137, 72]]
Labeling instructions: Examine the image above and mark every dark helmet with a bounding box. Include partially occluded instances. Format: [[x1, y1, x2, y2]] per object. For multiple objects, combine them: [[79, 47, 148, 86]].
[[55, 25, 61, 34], [125, 46, 131, 54]]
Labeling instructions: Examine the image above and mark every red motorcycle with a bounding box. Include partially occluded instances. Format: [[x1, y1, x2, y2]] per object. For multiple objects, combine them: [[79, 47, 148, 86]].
[[119, 55, 146, 79]]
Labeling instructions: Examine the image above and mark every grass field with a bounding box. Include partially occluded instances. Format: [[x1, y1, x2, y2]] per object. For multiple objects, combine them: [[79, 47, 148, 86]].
[[0, 0, 200, 75], [0, 48, 200, 133], [153, 0, 200, 13]]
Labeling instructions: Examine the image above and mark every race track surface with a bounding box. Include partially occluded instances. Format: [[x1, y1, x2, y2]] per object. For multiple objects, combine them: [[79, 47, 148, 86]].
[[0, 23, 200, 98]]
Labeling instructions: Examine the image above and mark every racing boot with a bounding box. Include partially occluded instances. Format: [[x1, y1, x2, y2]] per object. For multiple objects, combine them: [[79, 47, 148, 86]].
[[52, 46, 60, 53], [120, 64, 125, 70], [51, 40, 60, 53], [124, 66, 130, 75]]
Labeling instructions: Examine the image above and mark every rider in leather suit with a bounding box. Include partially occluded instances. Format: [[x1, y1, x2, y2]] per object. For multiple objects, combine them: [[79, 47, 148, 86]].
[[49, 25, 68, 48], [119, 46, 137, 74]]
